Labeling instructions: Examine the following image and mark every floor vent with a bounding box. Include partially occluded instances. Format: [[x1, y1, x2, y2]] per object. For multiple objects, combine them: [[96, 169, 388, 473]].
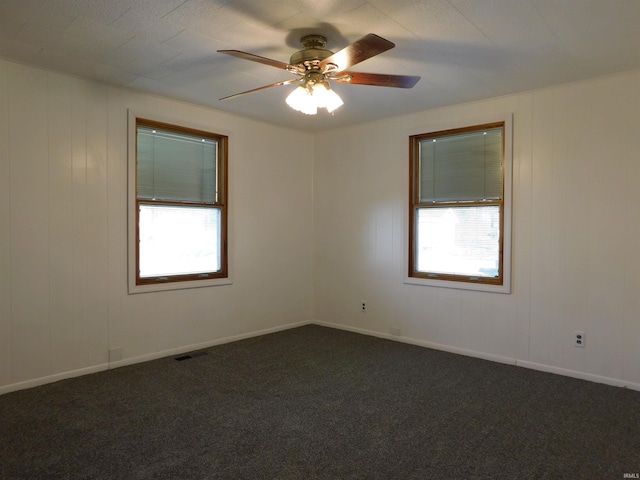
[[175, 351, 208, 361]]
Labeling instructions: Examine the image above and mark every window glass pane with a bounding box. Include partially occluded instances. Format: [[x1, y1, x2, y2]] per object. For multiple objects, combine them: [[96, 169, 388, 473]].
[[415, 206, 500, 278], [139, 204, 221, 278], [419, 127, 502, 202], [137, 127, 217, 203]]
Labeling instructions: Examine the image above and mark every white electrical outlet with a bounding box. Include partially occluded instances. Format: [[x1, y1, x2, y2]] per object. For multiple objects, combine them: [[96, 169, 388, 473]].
[[361, 302, 367, 313], [574, 331, 585, 348]]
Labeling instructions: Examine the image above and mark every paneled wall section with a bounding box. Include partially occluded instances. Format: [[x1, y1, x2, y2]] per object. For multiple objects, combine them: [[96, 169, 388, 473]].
[[0, 59, 314, 392], [313, 70, 640, 389]]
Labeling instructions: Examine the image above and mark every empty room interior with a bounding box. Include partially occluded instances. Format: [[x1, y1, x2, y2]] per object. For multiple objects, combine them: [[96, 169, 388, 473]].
[[1, 0, 640, 478]]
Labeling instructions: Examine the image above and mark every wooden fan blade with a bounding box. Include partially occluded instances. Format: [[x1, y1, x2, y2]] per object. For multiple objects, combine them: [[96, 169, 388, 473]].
[[319, 34, 395, 71], [218, 50, 293, 71], [333, 72, 420, 88], [219, 78, 302, 101]]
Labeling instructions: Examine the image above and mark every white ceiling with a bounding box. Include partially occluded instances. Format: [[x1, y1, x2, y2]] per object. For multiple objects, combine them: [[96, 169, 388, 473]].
[[1, 0, 640, 132]]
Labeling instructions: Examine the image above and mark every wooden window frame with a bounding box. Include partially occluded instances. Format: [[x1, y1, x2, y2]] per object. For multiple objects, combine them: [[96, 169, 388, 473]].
[[127, 111, 230, 294], [407, 116, 512, 293]]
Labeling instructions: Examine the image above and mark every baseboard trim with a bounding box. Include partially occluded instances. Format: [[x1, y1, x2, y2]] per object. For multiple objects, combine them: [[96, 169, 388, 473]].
[[108, 320, 312, 370], [312, 320, 640, 392], [515, 360, 640, 392], [0, 320, 312, 396], [3, 320, 638, 395], [313, 320, 516, 366], [0, 364, 109, 396]]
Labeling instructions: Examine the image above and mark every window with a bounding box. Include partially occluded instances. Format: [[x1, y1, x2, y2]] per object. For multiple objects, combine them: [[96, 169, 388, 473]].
[[128, 113, 228, 292], [408, 117, 512, 293]]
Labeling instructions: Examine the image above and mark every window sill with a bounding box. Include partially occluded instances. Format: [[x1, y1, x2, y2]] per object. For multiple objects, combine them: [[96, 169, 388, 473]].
[[404, 276, 511, 294], [128, 277, 233, 295]]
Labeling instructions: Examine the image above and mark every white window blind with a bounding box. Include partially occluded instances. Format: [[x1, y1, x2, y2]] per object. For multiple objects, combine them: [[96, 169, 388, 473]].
[[137, 127, 217, 204], [419, 127, 502, 203]]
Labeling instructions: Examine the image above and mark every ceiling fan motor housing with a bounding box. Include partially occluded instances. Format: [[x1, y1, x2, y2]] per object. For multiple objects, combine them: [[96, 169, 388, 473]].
[[289, 35, 334, 68]]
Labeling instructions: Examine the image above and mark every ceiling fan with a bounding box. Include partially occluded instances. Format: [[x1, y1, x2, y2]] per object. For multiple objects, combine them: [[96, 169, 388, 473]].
[[217, 33, 420, 114]]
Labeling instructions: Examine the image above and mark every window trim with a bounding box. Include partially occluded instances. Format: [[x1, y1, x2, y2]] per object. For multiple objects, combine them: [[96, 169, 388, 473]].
[[127, 110, 232, 294], [405, 114, 513, 294]]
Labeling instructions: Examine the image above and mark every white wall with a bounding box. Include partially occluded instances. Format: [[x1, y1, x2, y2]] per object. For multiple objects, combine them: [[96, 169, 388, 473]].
[[0, 59, 314, 393], [3, 57, 640, 394], [313, 69, 640, 390]]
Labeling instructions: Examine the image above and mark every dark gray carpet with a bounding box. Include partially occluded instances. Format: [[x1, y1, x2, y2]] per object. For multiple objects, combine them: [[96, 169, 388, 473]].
[[1, 325, 638, 479]]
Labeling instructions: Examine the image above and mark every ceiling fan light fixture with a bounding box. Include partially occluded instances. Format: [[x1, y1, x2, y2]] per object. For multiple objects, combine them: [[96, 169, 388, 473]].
[[286, 84, 318, 115], [285, 80, 343, 115], [313, 82, 344, 113]]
